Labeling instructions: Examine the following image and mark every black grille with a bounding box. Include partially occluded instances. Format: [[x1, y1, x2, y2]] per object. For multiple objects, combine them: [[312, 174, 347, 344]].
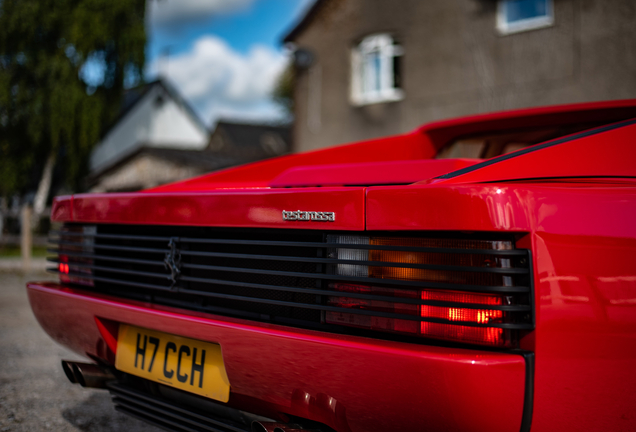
[[48, 224, 534, 345], [108, 382, 250, 432]]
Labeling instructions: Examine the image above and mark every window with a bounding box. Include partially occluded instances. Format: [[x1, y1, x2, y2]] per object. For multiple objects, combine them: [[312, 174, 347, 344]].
[[435, 123, 602, 160], [497, 0, 554, 35], [351, 34, 403, 105]]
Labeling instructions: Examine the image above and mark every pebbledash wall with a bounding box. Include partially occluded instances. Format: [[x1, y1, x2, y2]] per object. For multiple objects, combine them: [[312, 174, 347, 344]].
[[286, 0, 636, 152]]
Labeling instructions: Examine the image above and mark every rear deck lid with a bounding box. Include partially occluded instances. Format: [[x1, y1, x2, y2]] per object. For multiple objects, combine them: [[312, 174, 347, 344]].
[[52, 187, 366, 230], [268, 159, 480, 187]]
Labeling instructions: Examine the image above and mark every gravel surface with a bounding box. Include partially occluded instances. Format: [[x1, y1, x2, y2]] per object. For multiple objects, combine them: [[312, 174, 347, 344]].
[[0, 270, 160, 432]]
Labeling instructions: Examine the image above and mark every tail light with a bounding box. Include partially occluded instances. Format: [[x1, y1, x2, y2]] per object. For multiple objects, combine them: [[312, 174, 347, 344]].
[[52, 225, 95, 287], [325, 235, 533, 348], [58, 254, 71, 284]]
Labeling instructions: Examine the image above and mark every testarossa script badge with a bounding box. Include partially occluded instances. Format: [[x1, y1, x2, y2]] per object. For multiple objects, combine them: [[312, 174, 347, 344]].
[[282, 210, 335, 222]]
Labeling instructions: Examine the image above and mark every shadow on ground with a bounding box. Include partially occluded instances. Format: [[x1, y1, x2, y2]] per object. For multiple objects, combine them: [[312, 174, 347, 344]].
[[62, 392, 157, 431]]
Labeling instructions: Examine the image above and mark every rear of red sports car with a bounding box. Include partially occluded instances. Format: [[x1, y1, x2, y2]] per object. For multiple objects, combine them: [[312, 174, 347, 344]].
[[27, 101, 636, 432]]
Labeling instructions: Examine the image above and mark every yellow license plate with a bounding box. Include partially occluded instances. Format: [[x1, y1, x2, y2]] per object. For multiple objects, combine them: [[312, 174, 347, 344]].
[[115, 325, 230, 402]]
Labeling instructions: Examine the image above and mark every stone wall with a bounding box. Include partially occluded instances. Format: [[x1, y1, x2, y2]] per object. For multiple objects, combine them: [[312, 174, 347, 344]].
[[291, 0, 636, 152], [90, 154, 207, 193]]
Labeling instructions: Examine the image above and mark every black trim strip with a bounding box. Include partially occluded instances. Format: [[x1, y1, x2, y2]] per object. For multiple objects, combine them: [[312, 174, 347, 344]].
[[51, 226, 535, 345], [182, 262, 530, 291], [527, 249, 536, 328], [179, 274, 531, 311], [50, 231, 171, 242], [72, 263, 170, 280], [49, 259, 531, 308], [436, 118, 636, 179], [109, 383, 249, 432], [111, 397, 243, 432], [477, 175, 636, 184], [50, 247, 528, 274], [179, 250, 528, 274], [53, 241, 168, 254], [182, 285, 534, 329], [519, 351, 535, 432], [114, 400, 223, 432], [49, 269, 533, 329], [47, 251, 164, 267], [181, 286, 533, 328], [49, 260, 530, 293], [49, 269, 170, 291], [50, 236, 526, 256]]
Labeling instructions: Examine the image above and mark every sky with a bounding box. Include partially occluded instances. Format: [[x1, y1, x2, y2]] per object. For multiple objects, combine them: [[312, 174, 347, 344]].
[[145, 0, 314, 127]]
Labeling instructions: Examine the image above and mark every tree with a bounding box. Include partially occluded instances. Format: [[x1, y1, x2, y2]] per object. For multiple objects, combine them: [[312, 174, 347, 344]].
[[273, 62, 295, 120], [0, 0, 146, 212]]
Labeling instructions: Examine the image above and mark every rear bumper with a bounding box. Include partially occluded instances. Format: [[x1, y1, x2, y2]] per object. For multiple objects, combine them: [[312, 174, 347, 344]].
[[27, 282, 528, 432]]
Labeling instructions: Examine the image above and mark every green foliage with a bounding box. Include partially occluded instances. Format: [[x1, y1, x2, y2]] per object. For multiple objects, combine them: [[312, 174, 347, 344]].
[[273, 62, 295, 118], [0, 245, 48, 258], [0, 0, 146, 197]]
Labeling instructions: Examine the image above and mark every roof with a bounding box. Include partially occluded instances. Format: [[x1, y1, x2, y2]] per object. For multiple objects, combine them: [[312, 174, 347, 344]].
[[87, 145, 241, 186], [90, 77, 211, 174], [141, 147, 239, 170], [106, 78, 209, 136], [282, 0, 326, 43], [211, 121, 291, 150]]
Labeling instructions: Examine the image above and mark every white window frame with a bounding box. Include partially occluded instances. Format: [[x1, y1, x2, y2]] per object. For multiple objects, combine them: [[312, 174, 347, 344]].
[[351, 34, 403, 106], [497, 0, 554, 35]]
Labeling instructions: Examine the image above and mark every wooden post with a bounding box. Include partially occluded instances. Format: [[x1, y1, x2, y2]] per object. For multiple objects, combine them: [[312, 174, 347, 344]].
[[21, 205, 32, 272]]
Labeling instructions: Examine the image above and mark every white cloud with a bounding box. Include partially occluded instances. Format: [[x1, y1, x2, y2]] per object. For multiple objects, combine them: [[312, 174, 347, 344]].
[[149, 35, 289, 125], [149, 0, 255, 26]]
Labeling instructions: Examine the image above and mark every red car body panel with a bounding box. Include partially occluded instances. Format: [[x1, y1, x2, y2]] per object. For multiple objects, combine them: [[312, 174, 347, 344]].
[[66, 188, 366, 230], [27, 282, 526, 432], [368, 181, 636, 431], [268, 159, 481, 187], [140, 99, 636, 192], [33, 99, 636, 431], [429, 120, 636, 186]]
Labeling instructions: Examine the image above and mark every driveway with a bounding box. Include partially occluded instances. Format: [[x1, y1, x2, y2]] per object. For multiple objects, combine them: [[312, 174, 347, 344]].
[[0, 269, 159, 431]]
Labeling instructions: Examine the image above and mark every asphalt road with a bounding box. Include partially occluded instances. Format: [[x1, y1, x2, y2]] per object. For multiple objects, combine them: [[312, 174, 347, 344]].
[[0, 269, 159, 432]]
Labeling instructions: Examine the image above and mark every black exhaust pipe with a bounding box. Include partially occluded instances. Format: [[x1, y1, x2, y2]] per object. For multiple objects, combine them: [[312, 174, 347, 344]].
[[61, 360, 77, 384], [61, 360, 115, 388]]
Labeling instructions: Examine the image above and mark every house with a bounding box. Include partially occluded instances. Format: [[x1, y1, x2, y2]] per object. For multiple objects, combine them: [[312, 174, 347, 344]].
[[284, 0, 636, 152], [87, 147, 238, 193], [89, 79, 211, 192], [88, 79, 292, 192], [207, 121, 291, 162]]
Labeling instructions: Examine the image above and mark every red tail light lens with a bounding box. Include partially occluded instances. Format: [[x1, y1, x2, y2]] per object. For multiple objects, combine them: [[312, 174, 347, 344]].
[[326, 283, 420, 334], [55, 225, 95, 287], [420, 322, 503, 346], [325, 235, 530, 348], [327, 284, 508, 347], [421, 290, 503, 324], [59, 255, 71, 284], [420, 290, 504, 345]]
